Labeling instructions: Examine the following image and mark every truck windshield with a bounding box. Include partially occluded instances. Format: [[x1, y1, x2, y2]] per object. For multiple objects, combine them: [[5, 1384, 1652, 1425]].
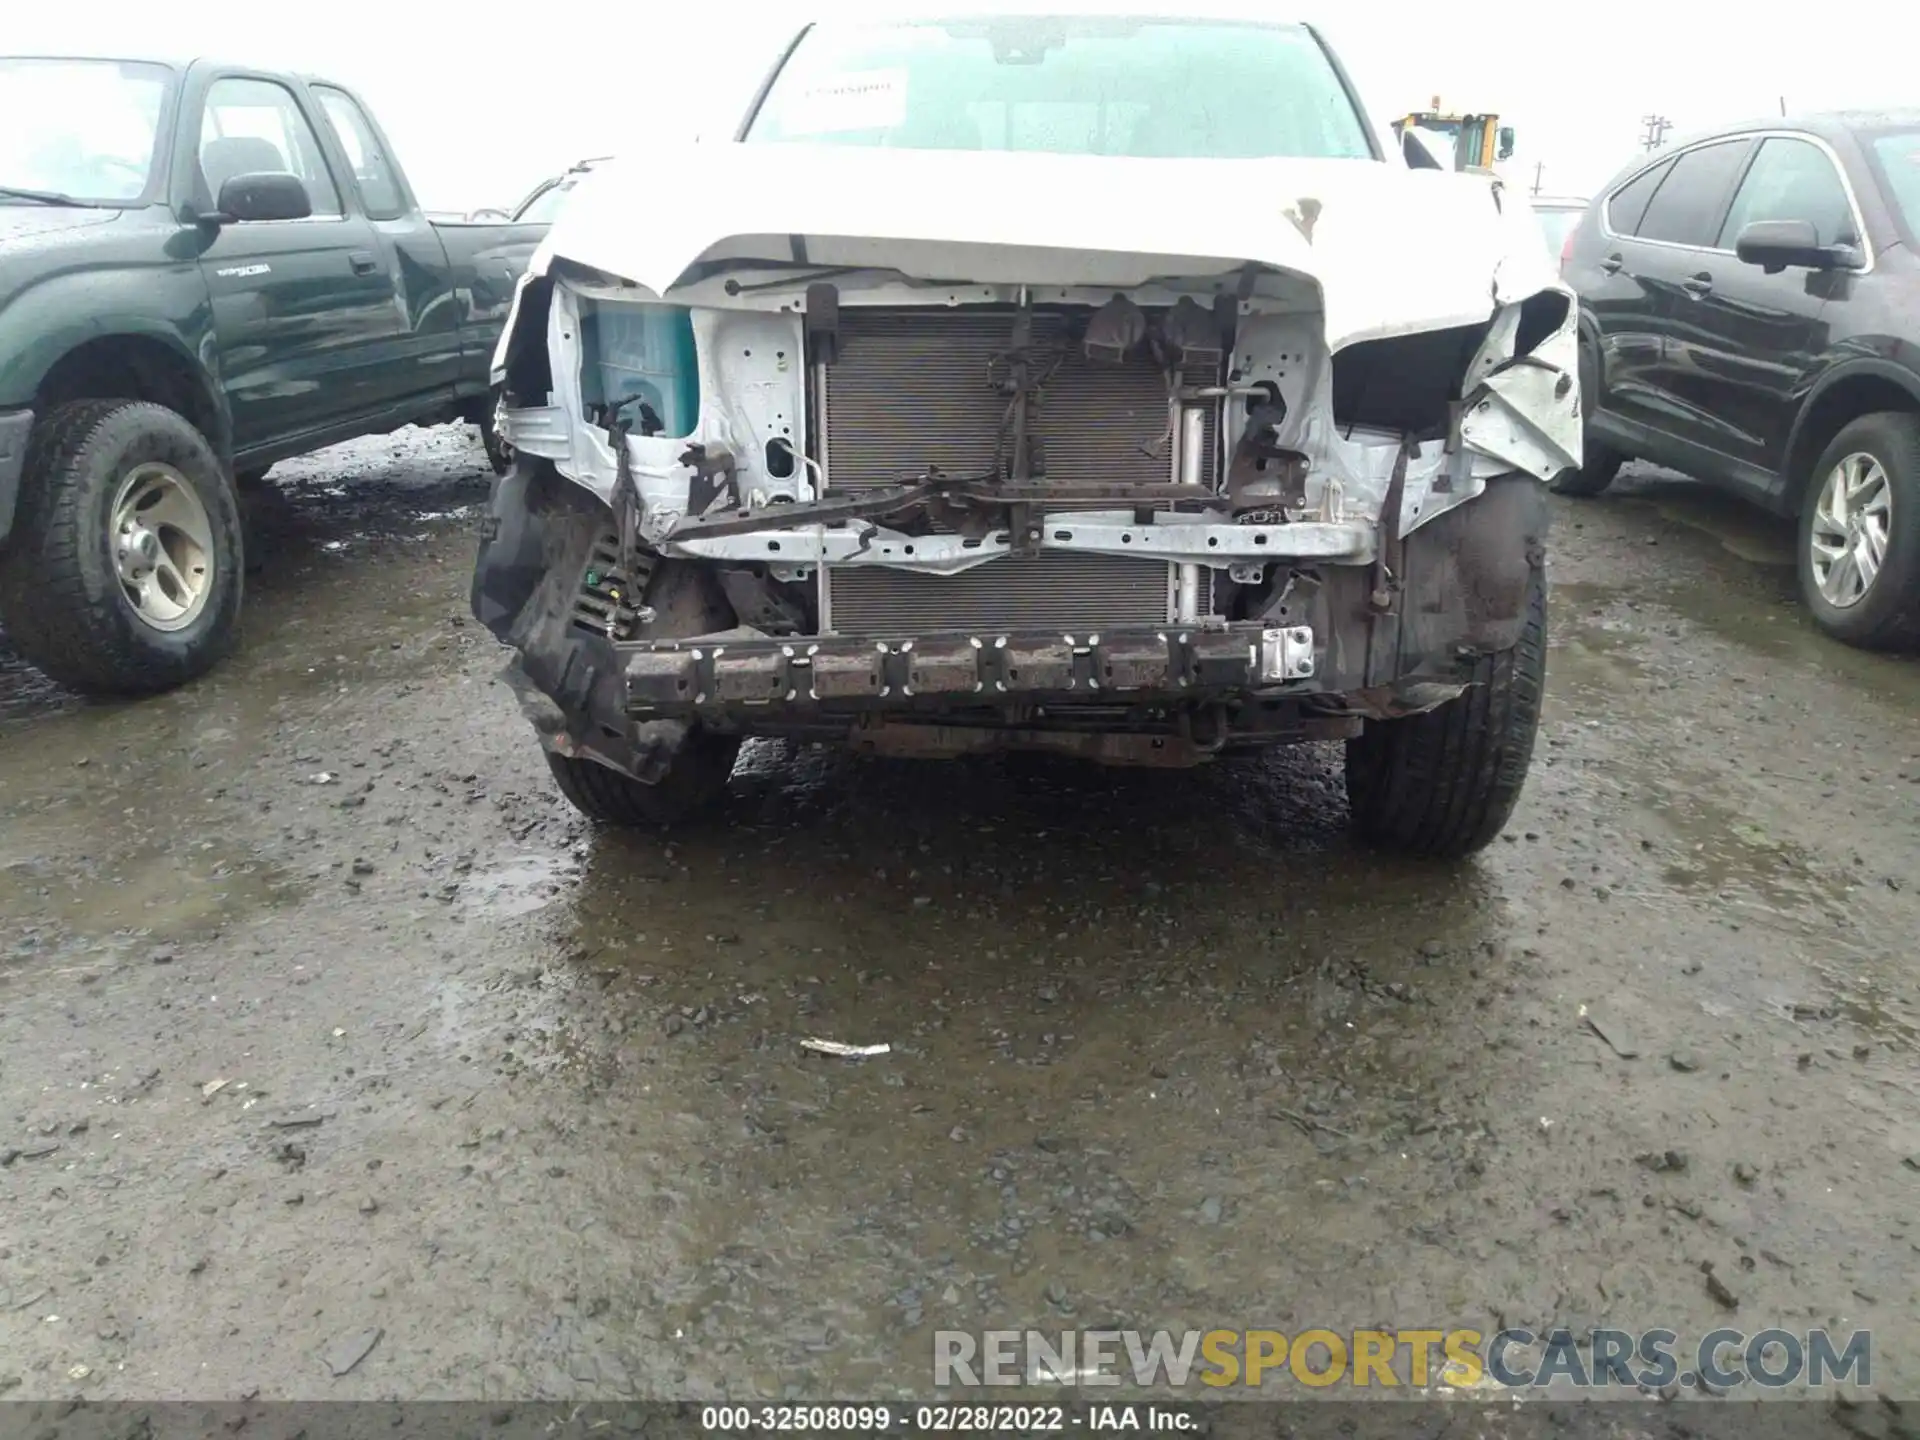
[[1864, 128, 1920, 246], [0, 58, 173, 206], [743, 18, 1374, 161]]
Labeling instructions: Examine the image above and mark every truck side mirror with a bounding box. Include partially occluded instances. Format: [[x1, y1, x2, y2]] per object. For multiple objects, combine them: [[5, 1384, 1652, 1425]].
[[1497, 127, 1516, 161], [216, 172, 312, 223]]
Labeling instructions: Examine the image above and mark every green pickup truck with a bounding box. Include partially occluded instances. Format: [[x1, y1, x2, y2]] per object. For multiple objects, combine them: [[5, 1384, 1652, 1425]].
[[0, 55, 548, 695]]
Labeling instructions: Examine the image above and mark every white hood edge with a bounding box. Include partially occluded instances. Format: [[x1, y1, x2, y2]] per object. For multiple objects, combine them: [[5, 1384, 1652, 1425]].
[[526, 142, 1567, 353]]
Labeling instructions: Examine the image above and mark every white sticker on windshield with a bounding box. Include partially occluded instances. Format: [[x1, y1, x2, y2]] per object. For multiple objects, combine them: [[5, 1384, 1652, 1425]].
[[779, 68, 908, 135]]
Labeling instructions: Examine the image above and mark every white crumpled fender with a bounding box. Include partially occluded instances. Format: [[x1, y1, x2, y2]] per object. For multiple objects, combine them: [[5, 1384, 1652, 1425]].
[[1450, 210, 1583, 493], [525, 143, 1571, 355]]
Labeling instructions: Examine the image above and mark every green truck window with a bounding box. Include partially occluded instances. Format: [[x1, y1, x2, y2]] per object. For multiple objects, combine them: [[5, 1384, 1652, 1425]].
[[314, 88, 406, 221], [200, 77, 342, 216]]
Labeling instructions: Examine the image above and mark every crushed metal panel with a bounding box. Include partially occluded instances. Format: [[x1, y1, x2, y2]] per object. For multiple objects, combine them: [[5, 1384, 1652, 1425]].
[[1460, 362, 1581, 480]]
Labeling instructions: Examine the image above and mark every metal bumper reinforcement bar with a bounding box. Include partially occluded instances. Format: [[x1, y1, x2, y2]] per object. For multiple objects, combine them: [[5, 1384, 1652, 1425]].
[[623, 623, 1317, 717]]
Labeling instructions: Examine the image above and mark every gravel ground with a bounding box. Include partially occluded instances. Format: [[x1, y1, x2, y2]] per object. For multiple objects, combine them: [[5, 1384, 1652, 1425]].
[[0, 428, 1916, 1411]]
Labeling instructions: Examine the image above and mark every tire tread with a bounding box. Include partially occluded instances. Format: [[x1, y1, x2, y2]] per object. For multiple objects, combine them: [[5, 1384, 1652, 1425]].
[[1345, 571, 1546, 858], [546, 736, 739, 828]]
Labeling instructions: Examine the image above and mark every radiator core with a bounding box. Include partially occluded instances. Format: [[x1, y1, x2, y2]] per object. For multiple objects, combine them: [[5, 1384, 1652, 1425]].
[[817, 307, 1211, 635]]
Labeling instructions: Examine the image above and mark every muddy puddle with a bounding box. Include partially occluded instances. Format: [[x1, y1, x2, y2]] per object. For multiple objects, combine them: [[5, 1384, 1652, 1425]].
[[0, 839, 301, 952]]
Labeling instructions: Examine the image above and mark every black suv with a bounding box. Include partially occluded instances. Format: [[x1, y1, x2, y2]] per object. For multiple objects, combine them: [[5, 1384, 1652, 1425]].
[[1560, 112, 1920, 649]]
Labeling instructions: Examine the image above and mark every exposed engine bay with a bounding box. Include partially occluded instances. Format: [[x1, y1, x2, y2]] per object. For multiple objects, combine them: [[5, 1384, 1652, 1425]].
[[472, 134, 1578, 784], [493, 260, 1576, 583]]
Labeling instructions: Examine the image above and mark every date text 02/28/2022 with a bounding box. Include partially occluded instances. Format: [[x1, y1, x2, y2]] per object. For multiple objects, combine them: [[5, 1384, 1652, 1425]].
[[699, 1405, 1193, 1431]]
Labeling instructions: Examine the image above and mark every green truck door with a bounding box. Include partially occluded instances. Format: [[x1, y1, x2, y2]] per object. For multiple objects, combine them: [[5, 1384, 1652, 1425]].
[[309, 86, 463, 413], [189, 75, 398, 451]]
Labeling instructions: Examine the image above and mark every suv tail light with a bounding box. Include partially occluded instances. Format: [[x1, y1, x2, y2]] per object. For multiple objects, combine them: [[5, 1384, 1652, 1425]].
[[1560, 224, 1578, 270]]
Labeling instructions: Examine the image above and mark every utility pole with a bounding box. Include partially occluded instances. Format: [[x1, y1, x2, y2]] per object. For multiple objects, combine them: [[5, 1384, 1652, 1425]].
[[1531, 161, 1545, 196], [1639, 114, 1673, 152]]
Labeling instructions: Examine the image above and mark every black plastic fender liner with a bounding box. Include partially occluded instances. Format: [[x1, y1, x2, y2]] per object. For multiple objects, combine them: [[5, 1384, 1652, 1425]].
[[1396, 473, 1550, 661], [1282, 473, 1547, 699], [546, 560, 736, 778], [470, 458, 555, 641], [473, 462, 748, 778], [471, 458, 630, 748]]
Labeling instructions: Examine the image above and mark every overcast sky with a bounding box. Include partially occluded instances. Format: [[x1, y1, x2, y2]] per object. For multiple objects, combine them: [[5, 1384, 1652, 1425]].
[[10, 0, 1917, 212]]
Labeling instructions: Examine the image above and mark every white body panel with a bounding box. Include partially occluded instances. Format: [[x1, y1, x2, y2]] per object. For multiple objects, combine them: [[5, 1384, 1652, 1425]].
[[490, 87, 1580, 574]]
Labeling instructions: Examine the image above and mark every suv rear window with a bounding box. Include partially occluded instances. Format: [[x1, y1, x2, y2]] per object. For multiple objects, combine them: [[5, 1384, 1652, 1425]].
[[1634, 139, 1753, 246], [1606, 158, 1672, 236]]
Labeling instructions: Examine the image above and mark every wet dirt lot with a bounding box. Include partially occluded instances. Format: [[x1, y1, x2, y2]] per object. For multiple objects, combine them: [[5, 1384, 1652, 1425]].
[[1, 429, 1917, 1408]]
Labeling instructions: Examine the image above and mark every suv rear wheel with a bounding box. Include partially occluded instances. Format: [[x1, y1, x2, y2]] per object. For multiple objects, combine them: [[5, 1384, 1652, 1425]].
[[1551, 339, 1623, 497], [1344, 567, 1546, 858], [1797, 411, 1920, 650]]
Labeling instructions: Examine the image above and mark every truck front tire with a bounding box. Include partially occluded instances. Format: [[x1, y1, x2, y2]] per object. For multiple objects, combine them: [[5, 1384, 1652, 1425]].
[[1344, 568, 1546, 858], [0, 400, 243, 696]]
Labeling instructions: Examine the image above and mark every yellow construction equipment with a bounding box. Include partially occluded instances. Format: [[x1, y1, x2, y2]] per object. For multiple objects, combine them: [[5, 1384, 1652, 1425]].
[[1391, 98, 1515, 172]]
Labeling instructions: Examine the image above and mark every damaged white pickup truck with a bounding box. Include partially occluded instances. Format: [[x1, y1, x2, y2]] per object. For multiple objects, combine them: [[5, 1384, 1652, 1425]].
[[471, 10, 1580, 856]]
